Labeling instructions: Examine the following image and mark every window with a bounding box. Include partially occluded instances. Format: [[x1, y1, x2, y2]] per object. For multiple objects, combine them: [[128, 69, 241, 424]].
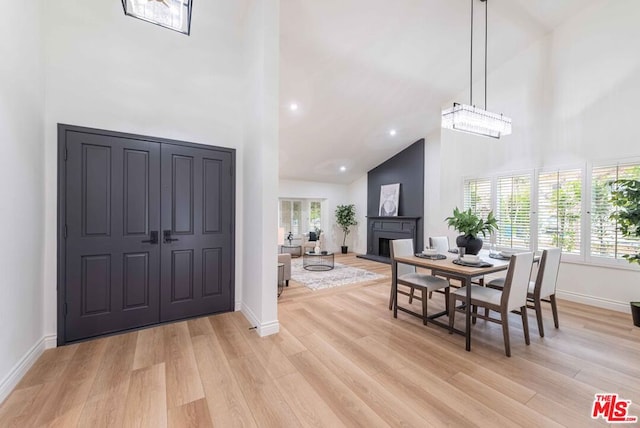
[[591, 163, 640, 260], [463, 178, 492, 219], [279, 199, 323, 236], [537, 169, 582, 254], [496, 174, 531, 249], [309, 201, 322, 231], [279, 200, 302, 235]]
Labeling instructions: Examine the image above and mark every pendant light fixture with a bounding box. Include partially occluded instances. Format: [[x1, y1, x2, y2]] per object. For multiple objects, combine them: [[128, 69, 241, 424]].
[[441, 0, 512, 139], [122, 0, 193, 35]]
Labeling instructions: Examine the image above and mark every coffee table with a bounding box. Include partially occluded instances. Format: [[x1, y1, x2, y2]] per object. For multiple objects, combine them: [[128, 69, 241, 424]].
[[303, 252, 334, 271]]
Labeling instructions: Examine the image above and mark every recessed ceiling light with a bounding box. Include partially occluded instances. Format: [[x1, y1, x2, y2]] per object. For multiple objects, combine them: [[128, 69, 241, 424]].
[[290, 103, 299, 111], [339, 166, 347, 172], [389, 129, 397, 136]]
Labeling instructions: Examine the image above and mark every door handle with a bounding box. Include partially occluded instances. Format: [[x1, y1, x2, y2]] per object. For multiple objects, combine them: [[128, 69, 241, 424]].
[[141, 231, 158, 244], [163, 230, 179, 243]]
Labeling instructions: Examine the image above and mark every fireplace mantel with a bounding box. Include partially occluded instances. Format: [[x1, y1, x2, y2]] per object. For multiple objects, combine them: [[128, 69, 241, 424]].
[[366, 216, 421, 220], [359, 216, 422, 263]]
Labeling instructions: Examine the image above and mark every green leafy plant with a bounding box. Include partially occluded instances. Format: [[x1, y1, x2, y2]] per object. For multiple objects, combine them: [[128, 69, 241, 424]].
[[445, 207, 498, 238], [335, 204, 358, 247], [609, 179, 640, 264]]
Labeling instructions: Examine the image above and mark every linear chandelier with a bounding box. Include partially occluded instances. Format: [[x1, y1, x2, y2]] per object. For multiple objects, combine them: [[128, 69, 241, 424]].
[[122, 0, 193, 35], [441, 0, 512, 139]]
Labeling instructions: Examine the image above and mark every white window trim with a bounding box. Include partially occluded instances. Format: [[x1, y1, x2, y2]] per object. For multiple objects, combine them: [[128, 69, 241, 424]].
[[535, 164, 586, 263], [585, 159, 640, 270], [462, 160, 640, 272]]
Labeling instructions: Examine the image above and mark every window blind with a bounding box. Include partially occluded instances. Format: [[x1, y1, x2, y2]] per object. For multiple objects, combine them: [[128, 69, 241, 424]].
[[463, 178, 492, 219], [496, 175, 531, 249], [279, 200, 303, 235], [537, 169, 582, 255], [591, 163, 640, 260]]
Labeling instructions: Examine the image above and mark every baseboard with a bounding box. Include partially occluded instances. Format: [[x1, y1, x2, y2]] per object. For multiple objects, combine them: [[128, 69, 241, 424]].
[[0, 334, 55, 405], [235, 300, 242, 311], [240, 303, 280, 337], [44, 334, 57, 349], [556, 290, 630, 313]]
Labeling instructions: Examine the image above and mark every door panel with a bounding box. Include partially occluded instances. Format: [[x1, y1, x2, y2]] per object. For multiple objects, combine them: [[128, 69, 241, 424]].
[[160, 144, 233, 321], [172, 155, 194, 234], [124, 149, 150, 236], [65, 131, 160, 342], [123, 252, 150, 309], [82, 144, 111, 236]]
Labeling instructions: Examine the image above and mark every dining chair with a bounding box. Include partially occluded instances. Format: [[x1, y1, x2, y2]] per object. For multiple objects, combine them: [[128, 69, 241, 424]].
[[429, 236, 450, 253], [486, 248, 561, 337], [449, 252, 534, 357], [390, 239, 450, 325], [426, 236, 462, 300]]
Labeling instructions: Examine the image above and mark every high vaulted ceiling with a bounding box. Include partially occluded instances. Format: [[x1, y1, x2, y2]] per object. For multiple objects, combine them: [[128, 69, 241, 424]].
[[279, 0, 598, 184]]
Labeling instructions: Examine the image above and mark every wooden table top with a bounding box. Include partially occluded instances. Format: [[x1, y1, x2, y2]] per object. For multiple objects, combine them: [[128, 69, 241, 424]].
[[393, 252, 513, 276]]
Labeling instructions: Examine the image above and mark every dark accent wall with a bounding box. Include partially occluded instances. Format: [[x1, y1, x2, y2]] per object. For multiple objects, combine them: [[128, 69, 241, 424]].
[[366, 139, 425, 254]]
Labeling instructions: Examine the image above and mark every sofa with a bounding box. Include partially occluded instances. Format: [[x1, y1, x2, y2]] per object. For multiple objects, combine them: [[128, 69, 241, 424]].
[[277, 253, 291, 287]]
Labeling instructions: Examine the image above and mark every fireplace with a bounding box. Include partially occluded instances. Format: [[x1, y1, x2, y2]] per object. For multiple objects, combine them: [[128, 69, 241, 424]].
[[359, 216, 421, 263], [378, 238, 391, 258]]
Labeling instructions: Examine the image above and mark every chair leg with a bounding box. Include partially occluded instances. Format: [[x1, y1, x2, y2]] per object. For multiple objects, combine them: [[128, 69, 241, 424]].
[[448, 294, 456, 333], [501, 311, 511, 357], [534, 299, 545, 337], [445, 287, 450, 314], [472, 305, 478, 325], [550, 294, 560, 328], [428, 291, 433, 300], [484, 307, 490, 318], [285, 280, 289, 287], [422, 289, 428, 326], [521, 305, 530, 345], [409, 287, 415, 304]]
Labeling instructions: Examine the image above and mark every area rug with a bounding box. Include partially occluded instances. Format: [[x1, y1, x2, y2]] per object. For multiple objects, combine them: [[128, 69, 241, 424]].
[[290, 258, 385, 291]]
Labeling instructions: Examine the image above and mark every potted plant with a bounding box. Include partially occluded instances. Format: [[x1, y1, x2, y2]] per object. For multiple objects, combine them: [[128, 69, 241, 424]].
[[609, 179, 640, 327], [335, 204, 358, 254], [445, 207, 498, 255]]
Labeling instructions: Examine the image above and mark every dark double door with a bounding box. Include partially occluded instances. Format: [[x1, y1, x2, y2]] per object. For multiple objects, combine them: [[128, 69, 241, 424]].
[[61, 127, 234, 343]]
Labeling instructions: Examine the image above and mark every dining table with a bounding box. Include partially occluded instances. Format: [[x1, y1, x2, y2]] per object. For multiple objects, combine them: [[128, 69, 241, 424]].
[[390, 250, 535, 352]]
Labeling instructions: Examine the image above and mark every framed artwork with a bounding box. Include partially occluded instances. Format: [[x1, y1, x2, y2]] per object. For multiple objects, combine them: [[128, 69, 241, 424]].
[[379, 183, 400, 216]]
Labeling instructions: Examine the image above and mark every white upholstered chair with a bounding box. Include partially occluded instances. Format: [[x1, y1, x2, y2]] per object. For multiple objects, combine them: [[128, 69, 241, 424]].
[[429, 236, 450, 253], [390, 239, 450, 325], [277, 253, 291, 287], [302, 231, 321, 253], [449, 252, 534, 357], [486, 248, 561, 337]]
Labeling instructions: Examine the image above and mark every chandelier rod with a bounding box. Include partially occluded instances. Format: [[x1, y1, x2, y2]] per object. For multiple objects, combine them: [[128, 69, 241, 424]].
[[484, 0, 488, 110], [470, 0, 474, 106]]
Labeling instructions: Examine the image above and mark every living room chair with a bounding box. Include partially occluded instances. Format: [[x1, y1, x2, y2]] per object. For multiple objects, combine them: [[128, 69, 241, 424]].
[[449, 252, 534, 357], [277, 253, 291, 288], [390, 239, 450, 325], [486, 248, 561, 337], [302, 231, 320, 253]]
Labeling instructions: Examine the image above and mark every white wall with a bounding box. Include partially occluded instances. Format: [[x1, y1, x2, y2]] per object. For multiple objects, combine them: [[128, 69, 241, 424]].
[[347, 175, 368, 254], [279, 179, 353, 253], [242, 0, 280, 336], [41, 0, 251, 338], [0, 0, 46, 402], [426, 1, 640, 312]]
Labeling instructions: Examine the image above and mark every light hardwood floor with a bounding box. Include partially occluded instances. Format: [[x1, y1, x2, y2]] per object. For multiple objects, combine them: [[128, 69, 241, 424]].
[[1, 254, 639, 427]]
